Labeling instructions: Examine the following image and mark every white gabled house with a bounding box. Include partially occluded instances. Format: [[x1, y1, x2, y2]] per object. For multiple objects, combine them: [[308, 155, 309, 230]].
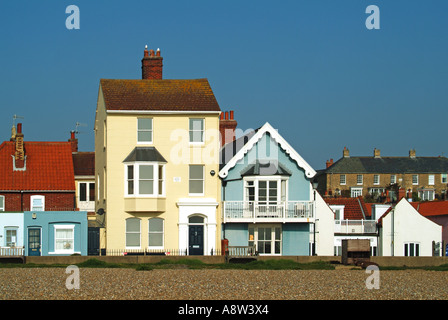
[[378, 198, 442, 256]]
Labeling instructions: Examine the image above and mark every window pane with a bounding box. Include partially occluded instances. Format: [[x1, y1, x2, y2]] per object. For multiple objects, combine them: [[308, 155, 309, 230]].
[[80, 183, 87, 201], [139, 180, 153, 194], [148, 233, 163, 247], [127, 165, 134, 179], [126, 219, 140, 232], [189, 165, 203, 179], [126, 233, 140, 247], [139, 165, 154, 179], [189, 216, 204, 223], [189, 180, 203, 194], [138, 118, 152, 130], [190, 118, 203, 130], [89, 183, 95, 201], [0, 196, 4, 210], [148, 218, 163, 232], [138, 131, 152, 142]]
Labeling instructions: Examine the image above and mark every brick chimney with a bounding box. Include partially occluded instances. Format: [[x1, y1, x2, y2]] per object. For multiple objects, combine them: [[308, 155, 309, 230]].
[[326, 159, 334, 168], [69, 130, 78, 153], [343, 147, 350, 158], [219, 110, 237, 146], [409, 149, 416, 158], [141, 45, 163, 80], [14, 123, 25, 169]]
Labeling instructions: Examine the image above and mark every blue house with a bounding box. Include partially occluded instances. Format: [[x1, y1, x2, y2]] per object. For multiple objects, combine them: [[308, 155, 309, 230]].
[[220, 122, 332, 256], [24, 211, 88, 256]]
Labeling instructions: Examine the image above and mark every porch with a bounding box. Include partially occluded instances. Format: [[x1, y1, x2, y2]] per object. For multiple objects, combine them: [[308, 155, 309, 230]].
[[222, 201, 314, 223]]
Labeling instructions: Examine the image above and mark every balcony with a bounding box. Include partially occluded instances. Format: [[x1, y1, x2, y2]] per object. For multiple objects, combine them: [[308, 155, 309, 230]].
[[334, 220, 377, 234], [222, 201, 314, 223]]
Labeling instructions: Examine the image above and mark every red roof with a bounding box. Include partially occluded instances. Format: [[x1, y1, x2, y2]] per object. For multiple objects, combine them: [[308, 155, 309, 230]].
[[411, 201, 448, 217], [0, 141, 75, 191], [325, 196, 371, 220]]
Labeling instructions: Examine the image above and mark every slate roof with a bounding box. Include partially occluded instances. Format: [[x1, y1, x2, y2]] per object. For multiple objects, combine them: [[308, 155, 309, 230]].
[[123, 147, 167, 163], [0, 141, 75, 191], [72, 152, 95, 176], [100, 78, 221, 112], [325, 197, 371, 220], [324, 156, 448, 174]]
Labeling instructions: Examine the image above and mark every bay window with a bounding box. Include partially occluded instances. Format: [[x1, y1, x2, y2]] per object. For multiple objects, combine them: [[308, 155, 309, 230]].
[[125, 163, 165, 197]]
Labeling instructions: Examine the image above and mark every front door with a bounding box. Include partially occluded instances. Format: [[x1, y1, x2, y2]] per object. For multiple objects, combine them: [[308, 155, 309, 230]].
[[28, 228, 41, 256], [188, 225, 204, 255]]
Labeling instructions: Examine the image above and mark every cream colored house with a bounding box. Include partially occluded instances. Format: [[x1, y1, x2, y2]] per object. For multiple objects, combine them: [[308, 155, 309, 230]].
[[94, 47, 222, 255]]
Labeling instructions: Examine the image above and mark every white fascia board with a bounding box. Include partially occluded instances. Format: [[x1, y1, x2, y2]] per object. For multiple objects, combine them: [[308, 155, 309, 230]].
[[219, 122, 316, 179], [106, 110, 221, 115]]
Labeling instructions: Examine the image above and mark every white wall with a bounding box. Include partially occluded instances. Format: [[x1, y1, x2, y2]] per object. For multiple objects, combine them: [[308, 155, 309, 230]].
[[0, 213, 24, 247], [314, 192, 335, 256], [380, 198, 442, 256]]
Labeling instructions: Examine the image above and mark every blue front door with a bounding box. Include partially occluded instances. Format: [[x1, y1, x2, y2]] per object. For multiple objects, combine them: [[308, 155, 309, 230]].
[[28, 228, 41, 256]]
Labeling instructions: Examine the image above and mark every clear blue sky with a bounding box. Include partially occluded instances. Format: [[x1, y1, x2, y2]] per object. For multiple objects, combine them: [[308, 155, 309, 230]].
[[0, 0, 447, 169]]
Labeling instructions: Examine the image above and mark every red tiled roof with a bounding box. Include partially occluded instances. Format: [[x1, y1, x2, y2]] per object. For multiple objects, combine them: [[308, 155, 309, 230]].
[[0, 141, 75, 191], [72, 152, 95, 176], [100, 78, 221, 112], [325, 197, 371, 220], [411, 201, 448, 217]]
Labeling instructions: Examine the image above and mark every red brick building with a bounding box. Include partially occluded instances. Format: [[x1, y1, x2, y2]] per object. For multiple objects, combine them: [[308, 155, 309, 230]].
[[0, 123, 76, 212]]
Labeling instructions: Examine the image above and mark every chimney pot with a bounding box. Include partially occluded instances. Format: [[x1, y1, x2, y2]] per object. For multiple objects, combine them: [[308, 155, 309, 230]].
[[17, 123, 22, 134], [225, 111, 229, 120], [142, 45, 163, 80], [230, 110, 234, 120]]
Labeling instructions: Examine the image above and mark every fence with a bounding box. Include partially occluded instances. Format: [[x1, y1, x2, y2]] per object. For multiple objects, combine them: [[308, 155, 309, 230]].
[[0, 247, 24, 256], [104, 248, 225, 256]]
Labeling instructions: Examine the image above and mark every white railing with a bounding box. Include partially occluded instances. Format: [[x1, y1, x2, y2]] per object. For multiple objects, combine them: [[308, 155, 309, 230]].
[[0, 247, 24, 256], [334, 220, 377, 234], [223, 201, 314, 222]]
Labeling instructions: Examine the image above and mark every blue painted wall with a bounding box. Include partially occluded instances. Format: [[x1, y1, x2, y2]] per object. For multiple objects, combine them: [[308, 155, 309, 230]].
[[24, 211, 88, 256], [223, 223, 248, 246], [0, 213, 24, 247], [282, 223, 310, 256]]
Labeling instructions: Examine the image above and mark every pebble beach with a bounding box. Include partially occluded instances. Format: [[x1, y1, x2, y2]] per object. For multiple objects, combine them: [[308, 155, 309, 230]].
[[1, 267, 448, 300]]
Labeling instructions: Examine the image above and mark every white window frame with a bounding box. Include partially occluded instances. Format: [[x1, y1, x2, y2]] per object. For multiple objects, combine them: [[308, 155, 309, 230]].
[[357, 175, 363, 185], [189, 165, 205, 196], [404, 242, 420, 257], [428, 175, 435, 186], [351, 187, 363, 197], [412, 174, 419, 185], [79, 182, 95, 202], [442, 173, 447, 184], [148, 218, 164, 249], [53, 225, 75, 254], [419, 189, 435, 201], [243, 177, 289, 204], [30, 195, 45, 211], [125, 218, 141, 249], [125, 162, 165, 197], [339, 174, 346, 185], [189, 118, 205, 144], [5, 227, 18, 247], [249, 224, 282, 255], [0, 195, 4, 211], [373, 174, 380, 185], [137, 118, 153, 144], [390, 175, 397, 184]]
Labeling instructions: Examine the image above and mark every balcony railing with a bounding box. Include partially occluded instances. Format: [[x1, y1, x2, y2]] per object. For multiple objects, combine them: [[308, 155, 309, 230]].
[[222, 201, 314, 223], [334, 220, 377, 234]]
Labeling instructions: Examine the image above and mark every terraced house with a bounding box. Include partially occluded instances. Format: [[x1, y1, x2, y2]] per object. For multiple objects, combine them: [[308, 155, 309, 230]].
[[317, 147, 448, 202], [94, 46, 225, 255]]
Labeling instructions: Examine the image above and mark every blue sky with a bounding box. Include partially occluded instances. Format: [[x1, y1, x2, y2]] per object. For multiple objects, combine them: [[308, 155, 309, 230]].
[[0, 0, 447, 169]]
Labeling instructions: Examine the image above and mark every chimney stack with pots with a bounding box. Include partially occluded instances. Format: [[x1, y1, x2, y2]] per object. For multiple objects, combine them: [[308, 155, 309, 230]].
[[142, 45, 163, 80], [219, 110, 237, 147], [14, 123, 25, 169], [69, 130, 78, 153]]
